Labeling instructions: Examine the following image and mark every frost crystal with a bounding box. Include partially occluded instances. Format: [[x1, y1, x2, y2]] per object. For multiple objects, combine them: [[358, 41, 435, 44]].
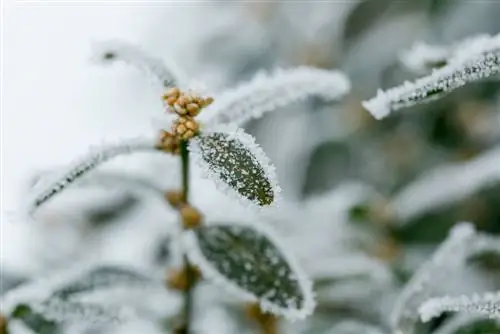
[[189, 125, 281, 209], [399, 42, 450, 73], [390, 223, 476, 333], [183, 223, 315, 320], [391, 146, 500, 223], [200, 67, 351, 126], [363, 33, 500, 119], [91, 40, 185, 88], [25, 137, 160, 216], [419, 291, 500, 322]]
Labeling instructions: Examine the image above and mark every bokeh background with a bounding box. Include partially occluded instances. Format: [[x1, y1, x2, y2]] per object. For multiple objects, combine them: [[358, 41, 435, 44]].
[[2, 1, 500, 333]]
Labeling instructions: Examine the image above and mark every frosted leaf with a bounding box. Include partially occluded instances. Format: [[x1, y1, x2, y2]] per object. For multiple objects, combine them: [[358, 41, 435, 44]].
[[183, 223, 315, 320], [419, 291, 500, 323], [199, 67, 351, 126], [363, 33, 500, 119], [189, 125, 281, 209], [90, 39, 185, 88], [323, 320, 387, 334], [25, 136, 162, 216], [390, 222, 477, 333], [52, 266, 157, 300], [30, 299, 135, 325], [10, 304, 60, 334], [391, 146, 500, 223]]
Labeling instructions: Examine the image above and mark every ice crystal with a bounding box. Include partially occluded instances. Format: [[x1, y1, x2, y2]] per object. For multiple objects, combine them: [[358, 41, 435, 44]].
[[363, 33, 500, 119], [200, 67, 350, 126], [183, 222, 315, 320], [419, 291, 500, 322], [189, 125, 281, 209]]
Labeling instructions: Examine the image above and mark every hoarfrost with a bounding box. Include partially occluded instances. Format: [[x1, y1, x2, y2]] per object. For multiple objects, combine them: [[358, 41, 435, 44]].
[[419, 291, 500, 322], [182, 222, 315, 320], [200, 67, 350, 126], [363, 33, 500, 119]]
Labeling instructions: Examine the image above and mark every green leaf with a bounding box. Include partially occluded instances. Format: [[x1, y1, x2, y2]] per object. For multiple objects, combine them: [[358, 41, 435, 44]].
[[53, 266, 155, 300], [455, 319, 500, 334], [184, 224, 314, 320], [190, 128, 279, 207], [11, 304, 61, 334]]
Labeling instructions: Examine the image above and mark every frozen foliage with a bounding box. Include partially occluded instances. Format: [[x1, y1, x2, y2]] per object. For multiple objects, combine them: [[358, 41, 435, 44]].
[[189, 124, 281, 209], [391, 146, 500, 223], [30, 299, 135, 325], [25, 137, 161, 216], [200, 67, 351, 126], [419, 291, 500, 322], [363, 33, 500, 119], [390, 223, 477, 333], [183, 222, 315, 320], [91, 40, 185, 88], [1, 263, 159, 327]]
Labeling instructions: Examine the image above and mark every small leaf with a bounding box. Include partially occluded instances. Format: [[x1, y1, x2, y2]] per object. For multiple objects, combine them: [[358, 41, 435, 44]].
[[183, 223, 315, 320], [190, 126, 280, 208], [11, 304, 61, 334], [53, 266, 155, 300], [30, 299, 134, 325]]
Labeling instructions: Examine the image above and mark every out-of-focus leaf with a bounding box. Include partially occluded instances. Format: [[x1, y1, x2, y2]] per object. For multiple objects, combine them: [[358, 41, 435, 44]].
[[190, 128, 279, 208], [53, 266, 155, 300], [11, 304, 61, 334], [0, 272, 26, 296], [184, 224, 314, 320], [342, 0, 394, 49]]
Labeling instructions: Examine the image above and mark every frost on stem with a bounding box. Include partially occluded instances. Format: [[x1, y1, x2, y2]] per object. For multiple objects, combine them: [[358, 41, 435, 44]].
[[199, 67, 351, 126], [183, 223, 315, 320], [391, 146, 500, 224], [26, 137, 161, 216], [189, 125, 281, 210], [390, 223, 477, 333], [91, 40, 185, 88], [363, 33, 500, 119], [419, 291, 500, 323]]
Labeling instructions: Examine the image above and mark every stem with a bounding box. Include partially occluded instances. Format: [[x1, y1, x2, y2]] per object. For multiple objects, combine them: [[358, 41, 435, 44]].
[[179, 140, 196, 334]]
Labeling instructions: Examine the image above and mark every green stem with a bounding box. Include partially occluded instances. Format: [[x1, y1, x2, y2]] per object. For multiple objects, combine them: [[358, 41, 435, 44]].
[[179, 140, 195, 334]]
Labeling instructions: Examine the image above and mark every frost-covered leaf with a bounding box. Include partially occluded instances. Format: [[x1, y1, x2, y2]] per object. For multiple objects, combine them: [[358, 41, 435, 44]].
[[389, 223, 477, 333], [30, 299, 135, 325], [391, 146, 500, 224], [91, 40, 185, 88], [183, 223, 315, 320], [199, 67, 350, 126], [189, 126, 280, 208], [419, 291, 500, 322], [52, 266, 156, 300], [363, 33, 500, 119], [11, 304, 61, 334], [25, 136, 162, 216]]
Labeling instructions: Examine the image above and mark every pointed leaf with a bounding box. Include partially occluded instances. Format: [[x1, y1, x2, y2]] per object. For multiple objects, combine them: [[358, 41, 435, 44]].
[[363, 33, 500, 119], [189, 126, 280, 208], [183, 223, 314, 320], [53, 266, 156, 300]]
